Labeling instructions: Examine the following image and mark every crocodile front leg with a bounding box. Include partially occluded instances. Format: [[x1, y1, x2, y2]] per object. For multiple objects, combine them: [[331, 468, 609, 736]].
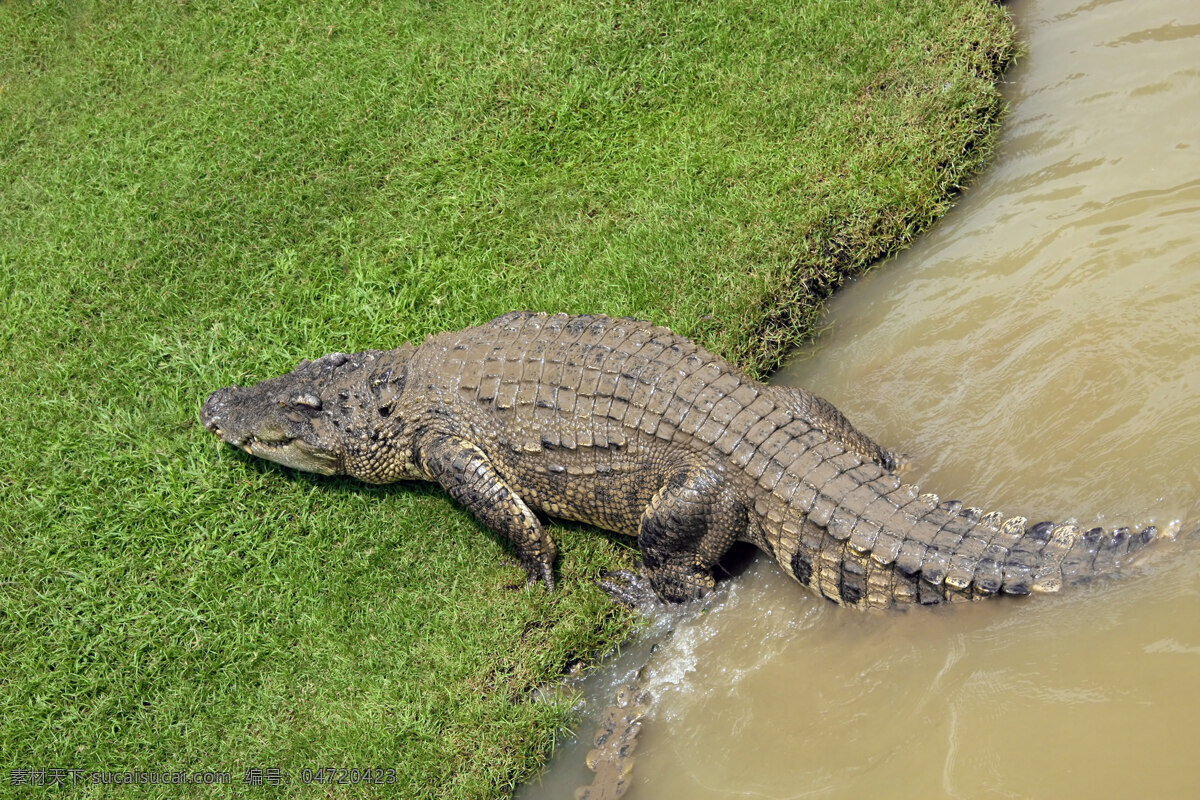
[[602, 463, 748, 605], [416, 432, 557, 590]]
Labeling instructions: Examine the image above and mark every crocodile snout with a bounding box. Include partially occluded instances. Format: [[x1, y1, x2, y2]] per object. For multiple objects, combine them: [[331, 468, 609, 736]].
[[201, 387, 238, 439]]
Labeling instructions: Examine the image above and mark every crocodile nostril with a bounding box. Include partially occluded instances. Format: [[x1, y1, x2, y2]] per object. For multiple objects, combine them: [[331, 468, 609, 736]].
[[201, 387, 238, 430]]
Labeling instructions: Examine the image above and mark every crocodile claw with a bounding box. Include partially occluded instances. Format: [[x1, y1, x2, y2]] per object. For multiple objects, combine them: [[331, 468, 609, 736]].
[[597, 569, 663, 610], [513, 551, 556, 592], [533, 555, 556, 592]]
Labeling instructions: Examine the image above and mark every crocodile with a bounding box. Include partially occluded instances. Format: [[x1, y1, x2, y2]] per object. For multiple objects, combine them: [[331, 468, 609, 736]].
[[201, 311, 1163, 609]]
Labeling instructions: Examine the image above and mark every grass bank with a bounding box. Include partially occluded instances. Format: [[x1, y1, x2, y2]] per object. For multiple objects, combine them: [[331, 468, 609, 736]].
[[0, 1, 1014, 796]]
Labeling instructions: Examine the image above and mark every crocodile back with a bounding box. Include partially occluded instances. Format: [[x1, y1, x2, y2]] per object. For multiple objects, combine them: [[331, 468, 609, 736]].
[[413, 312, 892, 572], [420, 311, 766, 454]]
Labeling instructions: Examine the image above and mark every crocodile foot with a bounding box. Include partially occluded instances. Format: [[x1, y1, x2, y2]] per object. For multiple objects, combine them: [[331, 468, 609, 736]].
[[597, 569, 664, 611]]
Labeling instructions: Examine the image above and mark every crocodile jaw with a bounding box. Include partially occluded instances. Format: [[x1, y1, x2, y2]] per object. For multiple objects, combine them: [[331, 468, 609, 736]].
[[202, 387, 341, 476], [241, 435, 340, 475]]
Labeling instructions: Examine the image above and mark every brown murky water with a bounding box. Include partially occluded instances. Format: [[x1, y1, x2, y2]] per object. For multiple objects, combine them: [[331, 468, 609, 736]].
[[520, 0, 1200, 797]]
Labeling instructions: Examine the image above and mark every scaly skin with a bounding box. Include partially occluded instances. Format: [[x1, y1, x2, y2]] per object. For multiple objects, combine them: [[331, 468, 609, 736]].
[[574, 681, 651, 800], [202, 312, 1161, 608]]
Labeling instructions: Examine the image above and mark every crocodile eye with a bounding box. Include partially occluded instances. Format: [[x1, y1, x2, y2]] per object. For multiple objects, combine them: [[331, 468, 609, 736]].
[[292, 393, 322, 410]]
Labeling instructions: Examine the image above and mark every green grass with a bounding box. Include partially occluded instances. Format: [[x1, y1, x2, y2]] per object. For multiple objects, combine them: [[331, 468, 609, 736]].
[[0, 0, 1014, 796]]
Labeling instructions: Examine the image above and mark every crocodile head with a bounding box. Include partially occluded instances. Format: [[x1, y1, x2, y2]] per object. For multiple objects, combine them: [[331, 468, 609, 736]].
[[201, 346, 418, 483]]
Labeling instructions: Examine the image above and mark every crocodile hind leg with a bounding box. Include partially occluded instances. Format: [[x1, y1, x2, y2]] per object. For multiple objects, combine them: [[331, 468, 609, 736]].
[[416, 432, 557, 590], [601, 463, 747, 605]]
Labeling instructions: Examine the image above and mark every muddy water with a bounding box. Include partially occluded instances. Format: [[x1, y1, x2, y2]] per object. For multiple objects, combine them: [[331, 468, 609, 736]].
[[519, 0, 1200, 797]]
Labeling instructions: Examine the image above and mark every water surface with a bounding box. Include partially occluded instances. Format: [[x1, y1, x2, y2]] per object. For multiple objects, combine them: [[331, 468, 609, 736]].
[[521, 0, 1200, 796]]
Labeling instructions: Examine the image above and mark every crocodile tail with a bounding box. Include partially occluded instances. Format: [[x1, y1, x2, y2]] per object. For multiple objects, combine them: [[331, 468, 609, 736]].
[[849, 490, 1165, 607], [788, 461, 1168, 608], [758, 411, 1166, 608]]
